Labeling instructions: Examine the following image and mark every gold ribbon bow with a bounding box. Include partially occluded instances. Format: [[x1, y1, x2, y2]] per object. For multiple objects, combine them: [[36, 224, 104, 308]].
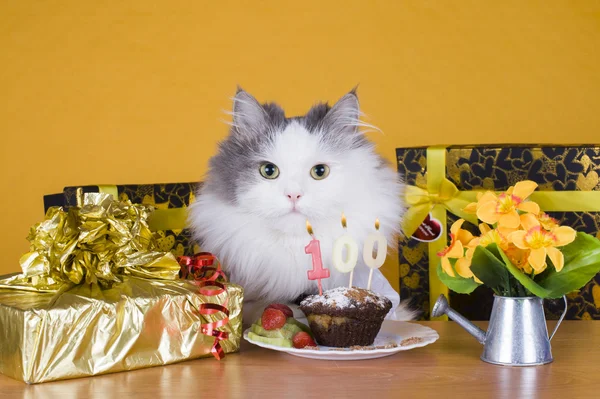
[[0, 191, 181, 292]]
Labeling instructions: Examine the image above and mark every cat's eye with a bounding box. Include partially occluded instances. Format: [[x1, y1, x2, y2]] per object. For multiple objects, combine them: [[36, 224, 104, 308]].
[[259, 162, 280, 179], [310, 164, 330, 180]]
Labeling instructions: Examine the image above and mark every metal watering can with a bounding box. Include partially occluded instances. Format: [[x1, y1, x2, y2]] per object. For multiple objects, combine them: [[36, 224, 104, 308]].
[[432, 294, 567, 366]]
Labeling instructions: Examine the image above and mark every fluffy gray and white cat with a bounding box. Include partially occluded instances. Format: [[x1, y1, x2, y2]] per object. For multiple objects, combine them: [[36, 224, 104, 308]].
[[188, 88, 414, 322]]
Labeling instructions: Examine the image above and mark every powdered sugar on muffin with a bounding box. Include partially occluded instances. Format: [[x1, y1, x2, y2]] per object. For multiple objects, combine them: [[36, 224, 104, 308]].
[[300, 287, 389, 310]]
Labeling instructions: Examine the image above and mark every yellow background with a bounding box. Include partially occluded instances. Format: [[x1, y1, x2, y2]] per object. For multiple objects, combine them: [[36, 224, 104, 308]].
[[1, 1, 599, 291]]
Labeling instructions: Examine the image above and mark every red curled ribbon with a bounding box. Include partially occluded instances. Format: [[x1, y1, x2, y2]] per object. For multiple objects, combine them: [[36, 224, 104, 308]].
[[178, 252, 230, 360]]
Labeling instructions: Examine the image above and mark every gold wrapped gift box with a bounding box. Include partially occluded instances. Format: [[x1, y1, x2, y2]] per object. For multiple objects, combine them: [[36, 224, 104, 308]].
[[0, 277, 242, 384], [0, 191, 243, 383]]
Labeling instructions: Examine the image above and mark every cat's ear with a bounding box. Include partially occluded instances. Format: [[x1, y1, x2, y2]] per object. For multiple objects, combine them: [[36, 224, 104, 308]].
[[321, 89, 361, 135], [231, 88, 269, 137]]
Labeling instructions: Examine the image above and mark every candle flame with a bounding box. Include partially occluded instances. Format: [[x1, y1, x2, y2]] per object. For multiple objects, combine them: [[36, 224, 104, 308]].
[[306, 220, 314, 236], [375, 218, 380, 230], [341, 213, 347, 229]]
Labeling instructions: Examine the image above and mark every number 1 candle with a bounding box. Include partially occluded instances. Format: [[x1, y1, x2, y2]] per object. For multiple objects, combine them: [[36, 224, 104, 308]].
[[363, 218, 387, 290], [332, 213, 359, 288], [305, 220, 330, 295]]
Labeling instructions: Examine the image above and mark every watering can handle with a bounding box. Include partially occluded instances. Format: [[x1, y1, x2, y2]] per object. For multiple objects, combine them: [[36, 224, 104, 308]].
[[548, 295, 567, 341]]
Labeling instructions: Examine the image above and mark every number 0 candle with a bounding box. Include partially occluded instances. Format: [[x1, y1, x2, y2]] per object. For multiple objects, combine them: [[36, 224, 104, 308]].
[[332, 213, 359, 288], [305, 220, 330, 295], [363, 218, 387, 290]]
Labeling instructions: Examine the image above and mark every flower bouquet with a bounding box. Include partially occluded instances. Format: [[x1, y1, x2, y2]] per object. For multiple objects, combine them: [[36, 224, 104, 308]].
[[437, 180, 600, 300], [432, 180, 600, 366]]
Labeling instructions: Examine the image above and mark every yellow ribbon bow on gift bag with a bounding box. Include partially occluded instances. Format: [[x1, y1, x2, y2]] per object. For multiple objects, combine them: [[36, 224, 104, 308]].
[[401, 147, 478, 319], [403, 178, 478, 240]]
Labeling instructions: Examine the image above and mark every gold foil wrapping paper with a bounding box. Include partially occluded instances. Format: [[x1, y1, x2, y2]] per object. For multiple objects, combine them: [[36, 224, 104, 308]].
[[0, 277, 243, 383], [0, 192, 243, 383]]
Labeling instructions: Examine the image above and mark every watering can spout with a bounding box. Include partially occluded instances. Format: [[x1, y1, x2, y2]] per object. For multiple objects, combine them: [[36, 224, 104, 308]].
[[432, 294, 487, 344]]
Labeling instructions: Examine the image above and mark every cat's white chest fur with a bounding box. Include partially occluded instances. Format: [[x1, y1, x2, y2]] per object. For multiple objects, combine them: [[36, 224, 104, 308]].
[[189, 193, 353, 302]]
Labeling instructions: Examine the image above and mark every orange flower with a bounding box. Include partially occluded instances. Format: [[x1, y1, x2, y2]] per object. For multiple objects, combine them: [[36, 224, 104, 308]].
[[537, 212, 559, 230], [509, 213, 576, 273], [454, 250, 482, 284], [463, 192, 484, 214], [437, 219, 474, 278], [460, 224, 505, 281], [477, 181, 540, 227], [437, 219, 481, 283], [504, 244, 532, 274], [474, 223, 507, 247], [465, 223, 531, 273]]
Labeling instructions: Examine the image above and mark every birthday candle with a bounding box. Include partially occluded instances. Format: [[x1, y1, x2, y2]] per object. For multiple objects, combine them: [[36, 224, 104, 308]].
[[305, 220, 330, 295], [363, 218, 387, 290], [332, 213, 359, 288]]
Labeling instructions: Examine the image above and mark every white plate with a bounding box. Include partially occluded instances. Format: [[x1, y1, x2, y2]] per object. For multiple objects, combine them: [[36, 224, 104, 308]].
[[243, 318, 439, 360]]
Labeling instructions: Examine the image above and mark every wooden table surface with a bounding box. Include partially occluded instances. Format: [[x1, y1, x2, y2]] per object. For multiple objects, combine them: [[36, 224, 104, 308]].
[[0, 321, 596, 398]]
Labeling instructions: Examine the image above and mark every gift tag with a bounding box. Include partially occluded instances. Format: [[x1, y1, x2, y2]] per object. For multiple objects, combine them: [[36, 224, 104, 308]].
[[411, 213, 443, 242]]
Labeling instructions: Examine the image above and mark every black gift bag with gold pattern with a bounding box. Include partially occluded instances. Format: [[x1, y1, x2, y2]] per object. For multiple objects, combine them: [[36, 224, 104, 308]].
[[397, 145, 600, 320]]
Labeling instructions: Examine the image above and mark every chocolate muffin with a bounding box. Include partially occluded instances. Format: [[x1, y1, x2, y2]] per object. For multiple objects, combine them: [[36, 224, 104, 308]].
[[299, 287, 392, 347]]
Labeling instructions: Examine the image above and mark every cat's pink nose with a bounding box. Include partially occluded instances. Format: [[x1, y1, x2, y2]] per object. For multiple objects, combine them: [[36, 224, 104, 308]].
[[286, 193, 302, 203]]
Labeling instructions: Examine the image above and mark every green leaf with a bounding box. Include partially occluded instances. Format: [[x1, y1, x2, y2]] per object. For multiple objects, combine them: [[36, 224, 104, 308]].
[[436, 262, 479, 294], [470, 246, 510, 293], [493, 244, 553, 298], [537, 233, 600, 298]]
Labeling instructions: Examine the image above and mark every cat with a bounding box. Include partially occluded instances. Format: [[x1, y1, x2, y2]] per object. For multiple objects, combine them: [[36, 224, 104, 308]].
[[188, 88, 415, 323]]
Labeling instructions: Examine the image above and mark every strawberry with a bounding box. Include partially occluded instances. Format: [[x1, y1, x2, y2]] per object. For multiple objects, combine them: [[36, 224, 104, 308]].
[[292, 332, 316, 349], [266, 303, 293, 318], [261, 308, 287, 330]]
